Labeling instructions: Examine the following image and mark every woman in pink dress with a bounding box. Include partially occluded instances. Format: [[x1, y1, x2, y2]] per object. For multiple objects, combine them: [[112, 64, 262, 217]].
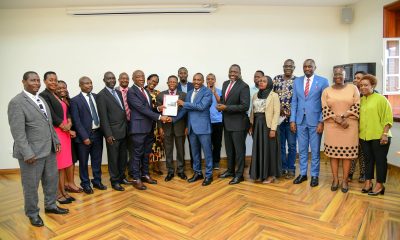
[[40, 72, 74, 204]]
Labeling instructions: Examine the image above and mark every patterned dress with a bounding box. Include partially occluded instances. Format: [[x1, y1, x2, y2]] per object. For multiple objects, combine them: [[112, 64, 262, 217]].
[[147, 89, 165, 163], [322, 84, 360, 159]]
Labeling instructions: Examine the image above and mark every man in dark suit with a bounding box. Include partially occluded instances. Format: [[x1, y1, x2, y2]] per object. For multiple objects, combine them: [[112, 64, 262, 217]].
[[8, 71, 68, 227], [175, 73, 214, 186], [70, 76, 106, 194], [97, 71, 131, 191], [217, 64, 250, 184], [127, 70, 170, 190], [156, 75, 187, 182]]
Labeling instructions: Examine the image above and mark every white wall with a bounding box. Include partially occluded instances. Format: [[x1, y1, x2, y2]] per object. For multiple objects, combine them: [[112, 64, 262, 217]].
[[0, 5, 350, 169]]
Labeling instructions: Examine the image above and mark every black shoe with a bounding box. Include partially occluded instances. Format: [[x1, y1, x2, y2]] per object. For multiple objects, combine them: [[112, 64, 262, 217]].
[[202, 177, 213, 186], [368, 186, 385, 196], [219, 171, 234, 178], [120, 178, 134, 185], [188, 173, 204, 183], [92, 182, 107, 190], [57, 197, 72, 204], [310, 177, 319, 187], [66, 196, 75, 202], [82, 186, 94, 194], [361, 183, 373, 193], [178, 172, 188, 180], [213, 163, 220, 170], [165, 173, 174, 182], [29, 215, 44, 227], [293, 175, 307, 184], [331, 180, 339, 191], [229, 176, 244, 185], [45, 206, 69, 214], [112, 183, 125, 191], [347, 173, 353, 182], [358, 175, 366, 183], [341, 183, 349, 193]]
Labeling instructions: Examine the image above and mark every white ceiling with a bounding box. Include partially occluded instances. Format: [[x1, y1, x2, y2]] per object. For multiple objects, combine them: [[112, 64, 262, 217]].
[[0, 0, 361, 9]]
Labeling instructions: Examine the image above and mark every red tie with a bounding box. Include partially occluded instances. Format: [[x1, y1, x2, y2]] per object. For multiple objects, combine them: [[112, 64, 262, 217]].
[[170, 91, 174, 95], [304, 78, 310, 97], [121, 88, 131, 121], [225, 81, 234, 99]]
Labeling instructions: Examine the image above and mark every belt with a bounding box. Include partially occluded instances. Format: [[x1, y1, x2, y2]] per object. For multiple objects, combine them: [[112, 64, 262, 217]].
[[91, 128, 100, 132]]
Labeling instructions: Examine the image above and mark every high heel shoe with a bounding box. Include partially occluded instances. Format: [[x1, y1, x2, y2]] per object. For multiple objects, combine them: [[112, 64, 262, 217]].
[[65, 195, 76, 201], [330, 180, 339, 191], [341, 183, 349, 193], [368, 186, 385, 196], [361, 183, 373, 193]]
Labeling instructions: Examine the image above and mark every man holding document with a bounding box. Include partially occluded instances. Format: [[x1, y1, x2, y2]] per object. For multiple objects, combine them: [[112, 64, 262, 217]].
[[174, 73, 214, 186], [156, 75, 187, 182]]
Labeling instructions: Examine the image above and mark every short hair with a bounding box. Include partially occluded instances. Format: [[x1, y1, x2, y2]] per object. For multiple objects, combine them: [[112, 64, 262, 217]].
[[23, 71, 38, 81], [360, 74, 377, 87], [193, 72, 204, 80], [230, 64, 241, 72], [167, 75, 179, 82], [147, 74, 159, 81], [103, 71, 114, 80], [79, 76, 91, 84], [178, 67, 188, 73], [255, 70, 264, 76], [304, 59, 315, 65], [119, 72, 128, 79], [58, 80, 67, 86], [354, 70, 367, 77], [284, 59, 295, 65], [207, 73, 216, 79], [44, 71, 56, 80]]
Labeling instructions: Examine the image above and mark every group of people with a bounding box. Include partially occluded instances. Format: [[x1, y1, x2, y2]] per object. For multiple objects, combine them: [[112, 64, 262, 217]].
[[8, 59, 393, 227]]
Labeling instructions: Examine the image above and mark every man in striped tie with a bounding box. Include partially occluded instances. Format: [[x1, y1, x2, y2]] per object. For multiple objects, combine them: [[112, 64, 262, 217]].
[[290, 59, 329, 187]]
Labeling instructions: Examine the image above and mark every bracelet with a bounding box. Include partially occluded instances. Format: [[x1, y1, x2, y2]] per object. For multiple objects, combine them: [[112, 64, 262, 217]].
[[383, 132, 388, 136]]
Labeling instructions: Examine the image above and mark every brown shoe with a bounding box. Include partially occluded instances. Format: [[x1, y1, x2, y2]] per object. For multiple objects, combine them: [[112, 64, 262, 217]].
[[132, 179, 147, 190], [141, 175, 157, 184]]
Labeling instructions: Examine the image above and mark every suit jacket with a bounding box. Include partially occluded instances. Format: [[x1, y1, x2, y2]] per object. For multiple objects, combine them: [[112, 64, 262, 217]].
[[177, 81, 194, 93], [249, 92, 280, 131], [70, 92, 101, 143], [290, 75, 329, 126], [96, 87, 127, 140], [127, 85, 160, 134], [8, 92, 60, 161], [39, 88, 70, 127], [156, 90, 186, 137], [220, 79, 250, 131], [175, 86, 212, 135]]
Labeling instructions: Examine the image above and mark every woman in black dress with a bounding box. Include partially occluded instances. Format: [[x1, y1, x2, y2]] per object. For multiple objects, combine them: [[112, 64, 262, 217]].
[[249, 76, 281, 183]]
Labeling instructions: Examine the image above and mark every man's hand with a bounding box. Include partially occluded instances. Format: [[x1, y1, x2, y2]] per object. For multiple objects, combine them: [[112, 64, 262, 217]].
[[248, 127, 253, 136], [25, 156, 37, 164], [184, 128, 188, 136], [106, 136, 114, 145], [177, 100, 185, 107], [69, 130, 76, 138], [56, 144, 61, 153], [269, 130, 276, 138], [316, 122, 324, 134], [83, 138, 91, 145], [290, 122, 296, 133], [157, 105, 166, 112], [216, 104, 227, 112], [160, 115, 170, 123]]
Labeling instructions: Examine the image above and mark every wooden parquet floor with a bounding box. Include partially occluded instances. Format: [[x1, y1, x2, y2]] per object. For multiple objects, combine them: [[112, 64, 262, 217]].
[[1, 159, 400, 240]]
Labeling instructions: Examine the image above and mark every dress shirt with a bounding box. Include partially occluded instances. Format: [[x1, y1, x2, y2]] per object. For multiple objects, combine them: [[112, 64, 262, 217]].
[[210, 88, 222, 123], [24, 90, 48, 117], [303, 75, 315, 91], [180, 83, 188, 93], [82, 92, 100, 129]]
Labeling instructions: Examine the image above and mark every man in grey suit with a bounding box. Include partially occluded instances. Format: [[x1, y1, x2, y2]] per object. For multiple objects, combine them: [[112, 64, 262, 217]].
[[156, 75, 187, 182], [8, 71, 69, 227]]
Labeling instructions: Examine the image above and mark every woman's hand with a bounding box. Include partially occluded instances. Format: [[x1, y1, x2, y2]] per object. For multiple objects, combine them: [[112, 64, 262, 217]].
[[248, 127, 253, 136], [380, 134, 389, 145], [269, 130, 276, 138], [340, 119, 349, 129]]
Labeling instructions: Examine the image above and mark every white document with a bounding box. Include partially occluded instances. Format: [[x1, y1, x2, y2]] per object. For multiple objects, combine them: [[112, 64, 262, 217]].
[[278, 116, 286, 125], [162, 94, 179, 116]]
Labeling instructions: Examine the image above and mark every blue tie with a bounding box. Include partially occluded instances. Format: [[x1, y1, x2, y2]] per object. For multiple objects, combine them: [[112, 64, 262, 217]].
[[112, 89, 123, 110], [87, 93, 99, 126]]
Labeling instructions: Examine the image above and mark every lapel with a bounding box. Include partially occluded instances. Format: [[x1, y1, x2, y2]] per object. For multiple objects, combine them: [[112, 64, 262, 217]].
[[309, 76, 319, 97], [226, 79, 240, 101], [22, 92, 47, 120], [134, 85, 150, 106], [104, 88, 123, 110], [79, 92, 91, 114]]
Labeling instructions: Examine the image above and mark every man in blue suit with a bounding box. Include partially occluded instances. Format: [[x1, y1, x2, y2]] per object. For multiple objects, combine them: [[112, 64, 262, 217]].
[[70, 76, 106, 194], [127, 70, 170, 190], [175, 73, 214, 186], [290, 59, 329, 187]]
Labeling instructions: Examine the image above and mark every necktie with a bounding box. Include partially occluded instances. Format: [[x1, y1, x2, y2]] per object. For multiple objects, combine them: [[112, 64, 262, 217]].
[[304, 78, 311, 97], [121, 88, 130, 121], [170, 91, 174, 95], [87, 93, 100, 126], [191, 90, 198, 103], [111, 89, 123, 110], [141, 88, 149, 105], [225, 81, 234, 99], [36, 98, 48, 119]]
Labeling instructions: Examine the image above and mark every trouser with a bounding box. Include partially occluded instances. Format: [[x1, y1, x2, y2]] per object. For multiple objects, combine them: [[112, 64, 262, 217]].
[[360, 138, 391, 183]]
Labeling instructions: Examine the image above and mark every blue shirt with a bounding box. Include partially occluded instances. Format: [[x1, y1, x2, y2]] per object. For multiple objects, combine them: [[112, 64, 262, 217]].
[[210, 88, 222, 123]]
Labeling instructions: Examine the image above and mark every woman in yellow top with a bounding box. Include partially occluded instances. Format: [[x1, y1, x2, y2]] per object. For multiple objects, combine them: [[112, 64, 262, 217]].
[[359, 75, 393, 196]]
